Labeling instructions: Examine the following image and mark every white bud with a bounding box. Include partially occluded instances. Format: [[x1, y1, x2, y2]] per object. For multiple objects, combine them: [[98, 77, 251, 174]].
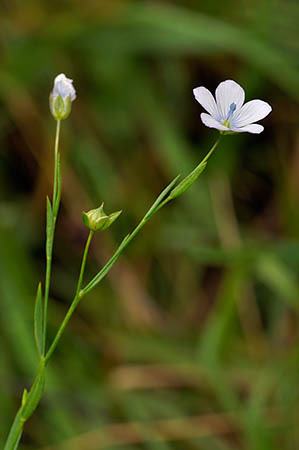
[[52, 73, 76, 101], [50, 73, 76, 120]]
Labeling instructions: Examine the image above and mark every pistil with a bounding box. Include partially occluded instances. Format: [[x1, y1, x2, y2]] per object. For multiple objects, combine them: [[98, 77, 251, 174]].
[[222, 102, 236, 127]]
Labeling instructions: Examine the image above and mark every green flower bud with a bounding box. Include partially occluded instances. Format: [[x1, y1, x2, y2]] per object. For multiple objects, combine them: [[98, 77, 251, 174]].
[[49, 93, 72, 120], [82, 203, 122, 232]]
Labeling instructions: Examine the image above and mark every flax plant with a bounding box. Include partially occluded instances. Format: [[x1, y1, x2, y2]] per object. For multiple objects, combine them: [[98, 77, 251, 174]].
[[3, 76, 271, 449]]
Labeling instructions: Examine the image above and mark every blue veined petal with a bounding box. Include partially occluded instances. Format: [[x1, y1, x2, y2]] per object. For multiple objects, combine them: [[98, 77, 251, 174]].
[[231, 123, 264, 134], [193, 86, 220, 120], [200, 113, 229, 131], [215, 80, 245, 120], [233, 100, 272, 127]]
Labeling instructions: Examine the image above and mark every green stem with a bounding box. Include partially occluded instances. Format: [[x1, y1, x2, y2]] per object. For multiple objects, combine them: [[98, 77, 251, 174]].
[[46, 136, 220, 359], [4, 135, 221, 450], [76, 230, 94, 295], [81, 136, 221, 296], [4, 359, 45, 450], [156, 136, 221, 213], [200, 136, 221, 165], [42, 120, 61, 354], [52, 119, 61, 211], [45, 230, 94, 364]]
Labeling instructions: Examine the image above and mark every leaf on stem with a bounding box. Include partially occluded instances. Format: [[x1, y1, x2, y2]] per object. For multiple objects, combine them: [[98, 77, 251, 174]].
[[143, 174, 181, 220], [3, 407, 24, 450], [81, 165, 208, 296], [81, 243, 125, 295], [167, 161, 207, 200], [81, 176, 182, 295], [34, 283, 43, 356], [46, 196, 53, 258], [21, 389, 28, 407], [11, 432, 22, 450], [21, 363, 46, 421]]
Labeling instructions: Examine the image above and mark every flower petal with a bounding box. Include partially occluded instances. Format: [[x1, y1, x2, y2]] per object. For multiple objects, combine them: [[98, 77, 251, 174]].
[[215, 80, 245, 120], [193, 86, 219, 119], [53, 73, 76, 101], [231, 123, 264, 134], [200, 113, 229, 131], [233, 100, 272, 127]]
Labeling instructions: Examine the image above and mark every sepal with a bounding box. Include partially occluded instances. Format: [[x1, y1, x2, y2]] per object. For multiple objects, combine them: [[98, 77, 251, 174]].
[[82, 203, 122, 232], [49, 93, 72, 120]]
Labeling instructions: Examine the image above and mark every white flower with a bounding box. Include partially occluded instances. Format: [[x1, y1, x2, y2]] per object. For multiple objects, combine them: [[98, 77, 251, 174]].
[[193, 80, 272, 134], [52, 73, 76, 101]]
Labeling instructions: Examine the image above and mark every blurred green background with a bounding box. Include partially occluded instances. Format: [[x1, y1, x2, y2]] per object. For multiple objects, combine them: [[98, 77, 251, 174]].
[[1, 0, 299, 449]]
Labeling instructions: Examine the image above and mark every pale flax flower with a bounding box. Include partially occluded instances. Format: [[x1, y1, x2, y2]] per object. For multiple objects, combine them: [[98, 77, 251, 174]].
[[193, 80, 272, 134], [50, 73, 76, 120], [52, 73, 76, 101]]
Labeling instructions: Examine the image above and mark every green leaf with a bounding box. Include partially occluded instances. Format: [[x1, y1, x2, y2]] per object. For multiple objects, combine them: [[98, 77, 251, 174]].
[[46, 196, 53, 258], [34, 283, 43, 357], [143, 174, 181, 220], [21, 389, 28, 407], [11, 432, 22, 450], [81, 234, 130, 295], [3, 408, 24, 450], [81, 176, 182, 296], [167, 161, 207, 200], [21, 362, 46, 421]]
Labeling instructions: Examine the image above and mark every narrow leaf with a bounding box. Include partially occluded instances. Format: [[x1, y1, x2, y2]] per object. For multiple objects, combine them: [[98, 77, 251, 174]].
[[46, 196, 53, 258], [34, 283, 43, 356], [21, 389, 28, 407], [3, 408, 24, 450], [168, 162, 207, 200], [82, 234, 130, 295], [82, 177, 182, 296], [12, 431, 22, 450], [143, 174, 181, 220], [21, 363, 46, 421]]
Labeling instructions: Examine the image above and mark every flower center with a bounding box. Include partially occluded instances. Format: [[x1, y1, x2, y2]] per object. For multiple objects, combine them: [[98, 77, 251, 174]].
[[222, 102, 237, 127]]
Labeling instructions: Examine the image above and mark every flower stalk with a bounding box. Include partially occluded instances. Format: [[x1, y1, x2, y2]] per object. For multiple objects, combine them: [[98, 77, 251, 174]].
[[4, 132, 220, 449], [45, 229, 94, 363], [43, 118, 61, 354]]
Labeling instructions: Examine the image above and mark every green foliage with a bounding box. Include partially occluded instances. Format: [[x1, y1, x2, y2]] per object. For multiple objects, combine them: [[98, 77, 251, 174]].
[[33, 283, 43, 357], [46, 196, 53, 259], [168, 162, 207, 200]]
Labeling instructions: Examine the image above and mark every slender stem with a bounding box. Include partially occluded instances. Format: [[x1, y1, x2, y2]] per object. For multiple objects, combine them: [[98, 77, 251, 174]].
[[5, 135, 222, 450], [52, 119, 60, 208], [156, 136, 222, 213], [45, 136, 220, 361], [42, 119, 61, 354], [200, 136, 221, 165], [45, 230, 94, 364], [81, 136, 221, 296], [4, 358, 45, 450], [76, 230, 94, 295]]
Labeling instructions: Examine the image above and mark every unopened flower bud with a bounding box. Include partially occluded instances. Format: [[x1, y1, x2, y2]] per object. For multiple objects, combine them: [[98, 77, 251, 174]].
[[49, 73, 76, 120], [82, 203, 122, 232]]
